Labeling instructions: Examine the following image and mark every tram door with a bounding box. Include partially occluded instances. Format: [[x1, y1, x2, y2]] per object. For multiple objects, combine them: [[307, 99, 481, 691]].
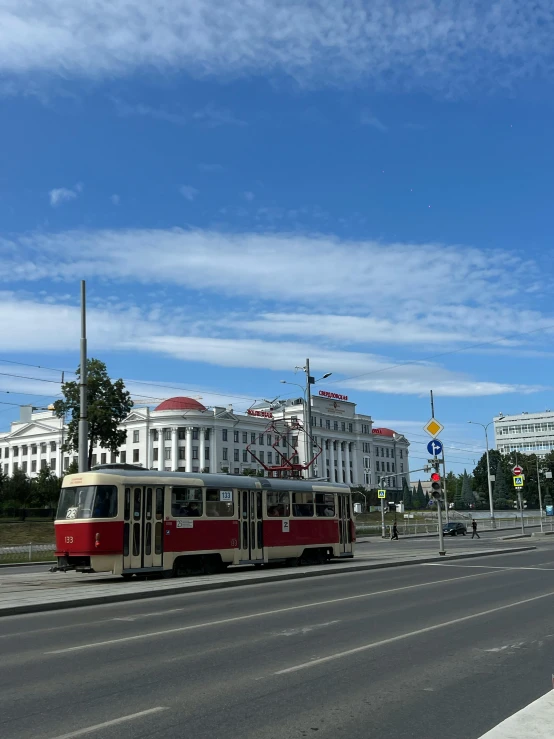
[[239, 490, 264, 562], [338, 494, 353, 555], [123, 486, 165, 571]]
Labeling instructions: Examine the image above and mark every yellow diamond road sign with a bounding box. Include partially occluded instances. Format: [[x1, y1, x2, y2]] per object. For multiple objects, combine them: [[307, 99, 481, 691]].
[[424, 418, 444, 438]]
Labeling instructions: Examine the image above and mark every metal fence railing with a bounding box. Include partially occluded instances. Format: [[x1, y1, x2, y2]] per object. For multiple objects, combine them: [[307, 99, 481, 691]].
[[0, 543, 56, 564], [356, 516, 553, 537]]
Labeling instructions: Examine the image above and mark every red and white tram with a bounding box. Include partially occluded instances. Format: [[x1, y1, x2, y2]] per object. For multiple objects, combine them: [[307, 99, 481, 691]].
[[53, 466, 355, 577]]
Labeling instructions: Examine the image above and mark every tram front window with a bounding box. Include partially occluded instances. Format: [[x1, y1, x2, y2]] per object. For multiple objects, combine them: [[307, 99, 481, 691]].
[[57, 486, 118, 520]]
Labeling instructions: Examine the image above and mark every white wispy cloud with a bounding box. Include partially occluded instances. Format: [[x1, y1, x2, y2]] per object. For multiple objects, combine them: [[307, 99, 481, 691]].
[[179, 185, 199, 201], [1, 1, 552, 93], [243, 191, 255, 201], [0, 293, 539, 399], [360, 110, 387, 132], [49, 184, 82, 207], [111, 194, 120, 205], [198, 163, 224, 173]]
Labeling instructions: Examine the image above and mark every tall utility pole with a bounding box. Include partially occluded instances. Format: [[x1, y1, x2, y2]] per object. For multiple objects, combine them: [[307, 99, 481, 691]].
[[78, 280, 89, 473], [468, 421, 495, 528], [305, 358, 314, 472], [430, 391, 446, 556], [536, 456, 544, 534]]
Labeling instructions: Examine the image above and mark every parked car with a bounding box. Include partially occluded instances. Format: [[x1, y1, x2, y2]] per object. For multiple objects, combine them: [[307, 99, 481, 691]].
[[443, 522, 467, 536]]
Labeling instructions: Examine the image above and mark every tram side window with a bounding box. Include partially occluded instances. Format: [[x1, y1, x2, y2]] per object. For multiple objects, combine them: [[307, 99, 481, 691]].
[[292, 492, 314, 517], [172, 487, 203, 517], [206, 489, 234, 517], [315, 493, 335, 517], [266, 491, 290, 517]]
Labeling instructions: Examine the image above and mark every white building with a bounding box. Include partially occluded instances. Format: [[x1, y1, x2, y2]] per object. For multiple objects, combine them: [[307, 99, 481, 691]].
[[0, 392, 410, 490], [494, 410, 554, 459]]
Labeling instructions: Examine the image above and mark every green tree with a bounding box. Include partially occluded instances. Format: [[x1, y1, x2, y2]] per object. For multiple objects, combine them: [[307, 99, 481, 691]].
[[453, 478, 463, 509], [472, 450, 502, 497], [461, 470, 474, 508], [30, 466, 62, 508], [402, 478, 412, 510], [65, 460, 79, 475], [492, 458, 511, 509], [416, 480, 426, 508], [53, 358, 133, 468], [3, 468, 32, 507]]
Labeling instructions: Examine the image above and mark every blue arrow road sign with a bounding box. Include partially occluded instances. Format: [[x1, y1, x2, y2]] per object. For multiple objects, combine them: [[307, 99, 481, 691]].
[[427, 439, 443, 456]]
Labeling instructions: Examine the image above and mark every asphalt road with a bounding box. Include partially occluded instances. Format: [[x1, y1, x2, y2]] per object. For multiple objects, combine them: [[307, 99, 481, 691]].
[[1, 544, 554, 739]]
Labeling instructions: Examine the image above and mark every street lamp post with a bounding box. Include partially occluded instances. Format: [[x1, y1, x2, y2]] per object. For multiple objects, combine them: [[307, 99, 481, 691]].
[[468, 421, 495, 528]]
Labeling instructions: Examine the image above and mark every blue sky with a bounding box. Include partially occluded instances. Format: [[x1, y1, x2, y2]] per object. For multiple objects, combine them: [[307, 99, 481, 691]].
[[1, 0, 554, 474]]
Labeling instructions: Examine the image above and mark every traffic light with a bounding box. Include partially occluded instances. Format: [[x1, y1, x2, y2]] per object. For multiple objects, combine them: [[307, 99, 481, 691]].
[[430, 470, 442, 499]]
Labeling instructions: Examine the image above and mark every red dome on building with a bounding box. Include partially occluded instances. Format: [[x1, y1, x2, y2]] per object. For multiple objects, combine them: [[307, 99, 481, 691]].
[[154, 397, 207, 412], [371, 427, 396, 437]]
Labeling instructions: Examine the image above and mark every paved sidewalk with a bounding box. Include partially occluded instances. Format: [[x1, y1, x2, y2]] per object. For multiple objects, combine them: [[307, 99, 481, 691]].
[[478, 689, 554, 738], [0, 542, 534, 617]]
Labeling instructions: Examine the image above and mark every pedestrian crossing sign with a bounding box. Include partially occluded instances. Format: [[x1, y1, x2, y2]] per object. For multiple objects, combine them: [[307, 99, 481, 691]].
[[377, 490, 386, 499], [513, 475, 524, 487]]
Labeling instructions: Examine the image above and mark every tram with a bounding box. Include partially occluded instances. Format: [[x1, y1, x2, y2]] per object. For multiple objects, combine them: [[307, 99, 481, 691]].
[[53, 465, 355, 578]]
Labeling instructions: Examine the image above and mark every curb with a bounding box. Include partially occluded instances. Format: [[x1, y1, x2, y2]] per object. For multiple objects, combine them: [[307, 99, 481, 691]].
[[0, 545, 536, 618], [0, 561, 53, 569]]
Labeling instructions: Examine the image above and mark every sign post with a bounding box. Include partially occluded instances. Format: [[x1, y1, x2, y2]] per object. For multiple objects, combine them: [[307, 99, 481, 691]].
[[513, 475, 525, 535], [378, 489, 387, 538]]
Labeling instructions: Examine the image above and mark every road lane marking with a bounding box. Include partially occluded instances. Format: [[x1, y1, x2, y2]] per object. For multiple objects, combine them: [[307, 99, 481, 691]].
[[44, 571, 496, 654], [46, 707, 168, 739], [274, 590, 554, 675], [275, 620, 340, 637], [111, 608, 185, 622], [423, 564, 554, 571]]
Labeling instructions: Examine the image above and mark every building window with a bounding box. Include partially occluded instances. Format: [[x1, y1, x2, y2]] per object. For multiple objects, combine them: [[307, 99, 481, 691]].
[[292, 436, 299, 448], [386, 448, 390, 458], [165, 448, 172, 460], [41, 443, 47, 453], [267, 434, 272, 446], [333, 421, 338, 431], [259, 451, 265, 463], [205, 447, 210, 460], [234, 449, 239, 462], [120, 451, 127, 463], [133, 449, 140, 463], [242, 450, 248, 462], [268, 452, 273, 464], [50, 458, 56, 471], [92, 455, 98, 467], [13, 446, 18, 458], [250, 433, 256, 444], [153, 448, 159, 461], [326, 420, 331, 429], [64, 457, 69, 470], [234, 468, 240, 474], [164, 429, 171, 441], [242, 432, 248, 443], [31, 460, 37, 473], [234, 431, 239, 443], [400, 449, 403, 458], [341, 422, 345, 432], [222, 429, 228, 441], [22, 461, 27, 472], [386, 462, 390, 472], [178, 429, 186, 440], [259, 434, 264, 445], [333, 441, 337, 450], [400, 463, 404, 473], [391, 463, 395, 472], [348, 423, 353, 433], [100, 453, 106, 464], [192, 447, 198, 460], [191, 428, 198, 440], [153, 430, 159, 441], [13, 462, 18, 471], [223, 448, 228, 461], [179, 448, 186, 460], [50, 441, 57, 452], [22, 445, 28, 456], [132, 430, 139, 443], [204, 429, 210, 441]]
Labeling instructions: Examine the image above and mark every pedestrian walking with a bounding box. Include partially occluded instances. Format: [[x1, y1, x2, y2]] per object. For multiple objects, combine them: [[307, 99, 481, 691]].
[[391, 521, 399, 540], [471, 519, 480, 539]]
